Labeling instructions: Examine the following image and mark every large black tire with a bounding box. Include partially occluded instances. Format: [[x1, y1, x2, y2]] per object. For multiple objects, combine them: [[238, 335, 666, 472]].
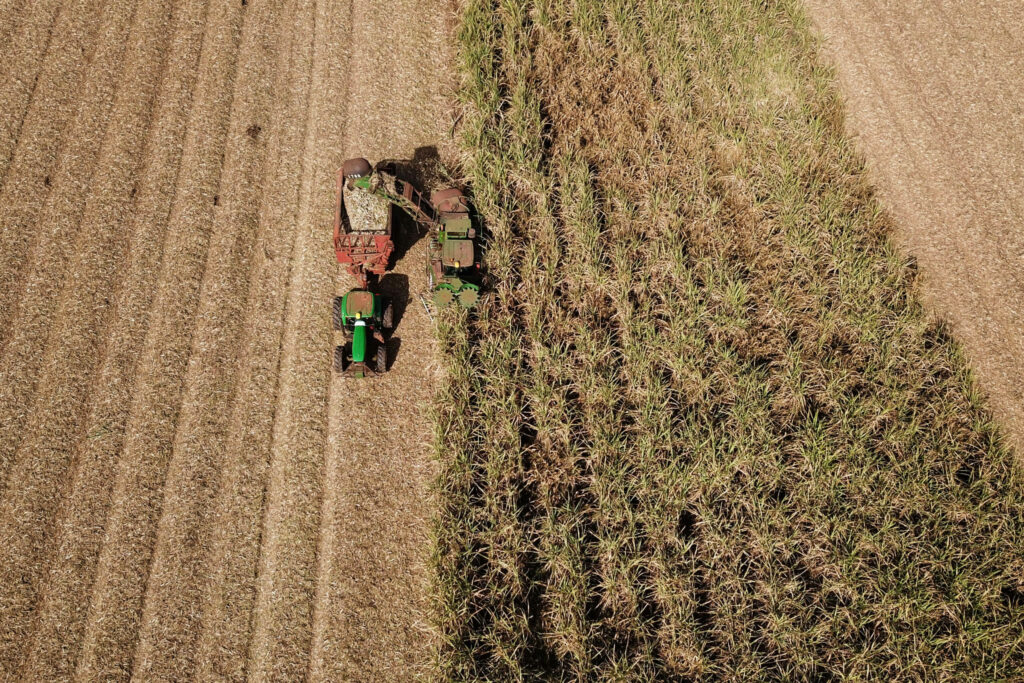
[[332, 296, 344, 331], [342, 157, 371, 178], [382, 300, 394, 330], [333, 345, 346, 373], [375, 344, 388, 374]]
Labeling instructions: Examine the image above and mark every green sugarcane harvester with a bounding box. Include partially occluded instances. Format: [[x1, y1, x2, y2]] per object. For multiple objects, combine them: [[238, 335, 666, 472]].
[[331, 157, 482, 376], [427, 188, 481, 308]]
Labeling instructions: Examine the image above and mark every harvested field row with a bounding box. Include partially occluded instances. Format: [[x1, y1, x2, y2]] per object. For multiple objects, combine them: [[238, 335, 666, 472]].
[[0, 0, 450, 678], [11, 1, 211, 677], [0, 0, 140, 503], [130, 0, 289, 677], [237, 0, 334, 675], [0, 0, 101, 326], [0, 0, 176, 671]]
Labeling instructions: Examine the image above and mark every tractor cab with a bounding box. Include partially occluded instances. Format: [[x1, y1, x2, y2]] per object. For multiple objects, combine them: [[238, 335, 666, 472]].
[[440, 239, 475, 277], [331, 288, 394, 377]]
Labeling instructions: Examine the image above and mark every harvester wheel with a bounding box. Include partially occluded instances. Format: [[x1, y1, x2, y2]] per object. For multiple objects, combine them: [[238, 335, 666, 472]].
[[433, 284, 455, 307], [382, 300, 394, 330], [375, 345, 387, 374], [332, 296, 344, 331], [333, 345, 346, 373], [342, 157, 371, 178], [457, 284, 480, 309]]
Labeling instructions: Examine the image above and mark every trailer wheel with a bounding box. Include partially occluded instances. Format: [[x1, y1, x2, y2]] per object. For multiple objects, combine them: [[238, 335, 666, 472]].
[[333, 345, 347, 373], [382, 300, 394, 330], [342, 157, 371, 178], [332, 296, 345, 331], [375, 345, 387, 374]]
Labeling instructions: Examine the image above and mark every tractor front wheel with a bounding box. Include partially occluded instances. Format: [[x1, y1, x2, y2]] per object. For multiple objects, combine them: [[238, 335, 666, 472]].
[[333, 345, 347, 373], [375, 345, 387, 374]]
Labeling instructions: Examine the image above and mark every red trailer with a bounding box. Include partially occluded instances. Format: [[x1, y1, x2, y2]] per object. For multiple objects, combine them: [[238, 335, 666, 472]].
[[332, 158, 435, 289], [333, 159, 395, 289]]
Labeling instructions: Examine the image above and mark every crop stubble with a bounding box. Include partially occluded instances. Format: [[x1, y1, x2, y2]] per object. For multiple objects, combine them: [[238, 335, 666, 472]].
[[131, 0, 290, 678], [245, 0, 346, 676], [0, 0, 174, 674], [0, 0, 450, 679], [190, 0, 312, 674], [0, 0, 103, 337], [0, 0, 28, 54], [14, 0, 212, 678]]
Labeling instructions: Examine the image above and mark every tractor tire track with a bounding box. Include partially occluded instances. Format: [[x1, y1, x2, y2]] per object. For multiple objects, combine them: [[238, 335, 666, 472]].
[[245, 0, 345, 678], [0, 0, 177, 673], [130, 0, 291, 677], [12, 0, 212, 678], [191, 0, 314, 677], [309, 0, 452, 677], [73, 0, 248, 678], [0, 0, 140, 502]]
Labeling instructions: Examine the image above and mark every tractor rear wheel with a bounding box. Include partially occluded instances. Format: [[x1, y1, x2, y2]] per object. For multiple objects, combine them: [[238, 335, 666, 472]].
[[375, 345, 387, 374], [332, 296, 344, 331], [333, 345, 346, 373], [382, 300, 394, 330]]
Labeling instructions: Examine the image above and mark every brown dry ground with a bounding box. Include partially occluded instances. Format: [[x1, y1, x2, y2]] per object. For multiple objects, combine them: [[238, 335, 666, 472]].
[[805, 0, 1024, 457], [0, 0, 451, 679]]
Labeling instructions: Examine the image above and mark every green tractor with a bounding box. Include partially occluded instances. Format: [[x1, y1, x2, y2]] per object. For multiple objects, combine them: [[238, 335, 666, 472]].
[[332, 289, 394, 377], [427, 188, 481, 308]]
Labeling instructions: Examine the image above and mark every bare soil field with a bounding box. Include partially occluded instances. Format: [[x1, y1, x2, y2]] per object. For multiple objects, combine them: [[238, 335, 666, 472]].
[[805, 0, 1024, 457], [0, 0, 450, 679]]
